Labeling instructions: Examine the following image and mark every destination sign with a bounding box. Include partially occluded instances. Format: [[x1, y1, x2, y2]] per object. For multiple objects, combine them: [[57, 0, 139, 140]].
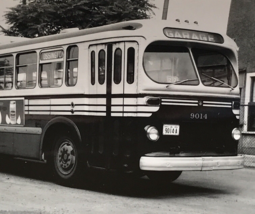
[[41, 50, 64, 60], [163, 28, 224, 44]]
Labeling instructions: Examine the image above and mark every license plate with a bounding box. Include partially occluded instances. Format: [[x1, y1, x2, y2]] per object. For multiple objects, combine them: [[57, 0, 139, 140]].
[[163, 124, 180, 136]]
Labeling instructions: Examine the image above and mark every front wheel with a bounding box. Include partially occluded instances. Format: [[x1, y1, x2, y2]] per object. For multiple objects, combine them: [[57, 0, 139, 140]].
[[146, 171, 182, 184], [50, 135, 81, 186]]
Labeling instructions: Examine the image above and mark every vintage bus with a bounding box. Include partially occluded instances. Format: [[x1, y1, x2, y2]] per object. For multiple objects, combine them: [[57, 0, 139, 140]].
[[0, 19, 243, 185]]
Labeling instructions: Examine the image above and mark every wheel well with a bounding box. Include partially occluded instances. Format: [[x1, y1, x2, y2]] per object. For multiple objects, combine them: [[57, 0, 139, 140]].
[[42, 122, 81, 161]]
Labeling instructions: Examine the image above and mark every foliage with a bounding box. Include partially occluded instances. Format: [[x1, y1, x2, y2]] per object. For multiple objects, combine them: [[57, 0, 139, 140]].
[[2, 0, 156, 38]]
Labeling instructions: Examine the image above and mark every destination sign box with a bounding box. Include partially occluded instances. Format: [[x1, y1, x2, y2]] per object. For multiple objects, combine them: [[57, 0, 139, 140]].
[[163, 28, 224, 44]]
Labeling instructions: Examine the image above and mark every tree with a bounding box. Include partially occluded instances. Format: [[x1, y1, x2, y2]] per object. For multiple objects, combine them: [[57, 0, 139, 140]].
[[2, 0, 156, 38]]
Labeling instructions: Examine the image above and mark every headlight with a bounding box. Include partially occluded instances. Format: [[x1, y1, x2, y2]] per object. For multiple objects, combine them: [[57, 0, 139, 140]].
[[232, 128, 241, 141], [145, 126, 159, 141]]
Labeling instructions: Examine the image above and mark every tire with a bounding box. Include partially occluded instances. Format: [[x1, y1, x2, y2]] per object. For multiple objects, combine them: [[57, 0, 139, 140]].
[[50, 135, 81, 186], [146, 171, 182, 184]]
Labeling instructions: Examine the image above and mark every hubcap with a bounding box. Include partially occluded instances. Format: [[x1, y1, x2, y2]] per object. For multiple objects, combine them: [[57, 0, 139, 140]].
[[56, 140, 76, 175]]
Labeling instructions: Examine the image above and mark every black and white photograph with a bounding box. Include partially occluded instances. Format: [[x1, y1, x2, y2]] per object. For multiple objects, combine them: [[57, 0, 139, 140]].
[[0, 0, 254, 213]]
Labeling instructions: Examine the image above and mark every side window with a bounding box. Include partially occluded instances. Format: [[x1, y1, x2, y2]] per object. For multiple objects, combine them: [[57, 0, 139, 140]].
[[39, 50, 64, 88], [66, 46, 78, 86], [98, 50, 105, 85], [91, 51, 95, 85], [16, 52, 37, 89], [127, 47, 135, 84], [0, 55, 14, 90], [114, 48, 122, 84]]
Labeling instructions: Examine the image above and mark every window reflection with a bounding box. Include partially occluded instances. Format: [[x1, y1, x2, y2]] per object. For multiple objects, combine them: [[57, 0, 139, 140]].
[[16, 52, 37, 89], [143, 44, 198, 85], [0, 56, 14, 90]]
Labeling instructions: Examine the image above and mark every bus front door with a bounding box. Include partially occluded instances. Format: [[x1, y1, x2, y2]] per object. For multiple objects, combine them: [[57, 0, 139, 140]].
[[110, 42, 138, 117]]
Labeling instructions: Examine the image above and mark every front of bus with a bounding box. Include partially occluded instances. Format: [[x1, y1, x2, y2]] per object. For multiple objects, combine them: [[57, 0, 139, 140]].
[[138, 23, 244, 178]]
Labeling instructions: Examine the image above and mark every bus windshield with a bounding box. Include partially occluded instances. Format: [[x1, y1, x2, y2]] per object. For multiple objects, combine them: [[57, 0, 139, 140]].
[[192, 48, 238, 88], [143, 45, 199, 85], [143, 43, 238, 88]]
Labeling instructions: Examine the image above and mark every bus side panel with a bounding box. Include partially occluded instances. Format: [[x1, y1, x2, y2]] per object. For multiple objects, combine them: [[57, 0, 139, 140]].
[[13, 133, 41, 159], [0, 132, 13, 154]]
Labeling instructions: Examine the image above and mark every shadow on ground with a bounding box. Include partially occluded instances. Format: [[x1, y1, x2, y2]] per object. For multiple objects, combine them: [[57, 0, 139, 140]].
[[0, 157, 228, 198]]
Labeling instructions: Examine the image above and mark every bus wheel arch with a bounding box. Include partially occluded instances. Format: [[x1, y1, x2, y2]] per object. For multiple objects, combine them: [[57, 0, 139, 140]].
[[41, 117, 83, 185]]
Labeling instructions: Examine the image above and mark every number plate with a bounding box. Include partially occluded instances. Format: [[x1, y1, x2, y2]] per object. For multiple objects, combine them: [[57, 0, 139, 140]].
[[163, 124, 180, 136]]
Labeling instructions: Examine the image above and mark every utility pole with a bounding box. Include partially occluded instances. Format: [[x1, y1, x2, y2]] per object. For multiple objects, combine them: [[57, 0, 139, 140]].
[[162, 0, 170, 20]]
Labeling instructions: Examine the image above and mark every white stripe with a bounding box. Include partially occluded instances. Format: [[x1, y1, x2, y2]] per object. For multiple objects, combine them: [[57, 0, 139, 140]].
[[136, 113, 153, 117], [29, 99, 50, 105], [111, 106, 123, 111], [162, 102, 197, 106], [125, 98, 137, 105], [124, 106, 137, 111], [204, 101, 231, 105], [50, 98, 107, 105], [28, 111, 50, 115], [162, 99, 197, 103], [50, 106, 70, 111], [111, 113, 123, 117], [111, 98, 123, 105], [29, 106, 50, 111], [50, 106, 106, 111], [123, 113, 137, 117], [203, 104, 231, 108], [137, 106, 159, 112]]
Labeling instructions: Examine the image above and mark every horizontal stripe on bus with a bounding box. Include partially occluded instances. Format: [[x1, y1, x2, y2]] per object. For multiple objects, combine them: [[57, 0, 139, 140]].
[[203, 104, 232, 108], [162, 102, 197, 106], [50, 106, 106, 111], [161, 99, 198, 103], [0, 126, 42, 134], [29, 106, 51, 111], [203, 101, 231, 105], [27, 98, 107, 106], [25, 111, 106, 116], [111, 113, 152, 117]]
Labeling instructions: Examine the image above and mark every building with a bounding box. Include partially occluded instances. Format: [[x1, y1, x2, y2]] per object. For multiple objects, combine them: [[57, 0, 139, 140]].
[[228, 0, 255, 167]]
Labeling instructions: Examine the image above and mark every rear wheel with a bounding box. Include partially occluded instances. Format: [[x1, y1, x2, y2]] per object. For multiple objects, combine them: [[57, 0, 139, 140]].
[[146, 171, 182, 184], [50, 135, 81, 186]]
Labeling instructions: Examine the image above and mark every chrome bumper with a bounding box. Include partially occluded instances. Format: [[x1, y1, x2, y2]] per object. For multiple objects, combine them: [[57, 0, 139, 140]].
[[140, 155, 244, 171]]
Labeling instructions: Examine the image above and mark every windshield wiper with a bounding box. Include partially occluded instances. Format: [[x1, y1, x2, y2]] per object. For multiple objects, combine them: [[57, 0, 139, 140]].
[[166, 78, 198, 88], [201, 73, 234, 91]]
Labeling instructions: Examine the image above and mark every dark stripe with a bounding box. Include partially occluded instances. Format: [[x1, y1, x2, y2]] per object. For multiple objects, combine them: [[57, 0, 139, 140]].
[[1, 94, 239, 104], [106, 44, 113, 117]]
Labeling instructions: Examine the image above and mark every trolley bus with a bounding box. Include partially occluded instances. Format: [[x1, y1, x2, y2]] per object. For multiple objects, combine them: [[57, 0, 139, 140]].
[[0, 19, 243, 185]]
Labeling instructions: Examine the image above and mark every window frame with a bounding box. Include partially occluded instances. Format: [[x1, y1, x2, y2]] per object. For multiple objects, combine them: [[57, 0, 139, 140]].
[[16, 51, 37, 90], [66, 45, 79, 87], [91, 51, 95, 85], [98, 49, 106, 85], [113, 48, 122, 84], [0, 55, 14, 90], [39, 49, 64, 88], [126, 47, 135, 84]]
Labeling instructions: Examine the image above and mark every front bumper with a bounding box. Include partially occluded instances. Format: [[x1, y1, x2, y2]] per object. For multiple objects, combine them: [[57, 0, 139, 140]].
[[140, 155, 244, 171]]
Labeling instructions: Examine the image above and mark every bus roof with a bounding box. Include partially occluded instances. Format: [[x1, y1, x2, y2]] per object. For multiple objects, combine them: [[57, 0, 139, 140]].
[[0, 35, 30, 46], [0, 19, 235, 51]]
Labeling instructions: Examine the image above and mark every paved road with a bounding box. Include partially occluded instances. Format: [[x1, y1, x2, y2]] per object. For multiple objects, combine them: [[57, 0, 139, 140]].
[[0, 159, 254, 214]]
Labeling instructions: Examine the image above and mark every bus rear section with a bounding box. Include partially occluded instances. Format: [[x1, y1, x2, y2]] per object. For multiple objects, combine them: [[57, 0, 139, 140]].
[[137, 39, 243, 182]]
